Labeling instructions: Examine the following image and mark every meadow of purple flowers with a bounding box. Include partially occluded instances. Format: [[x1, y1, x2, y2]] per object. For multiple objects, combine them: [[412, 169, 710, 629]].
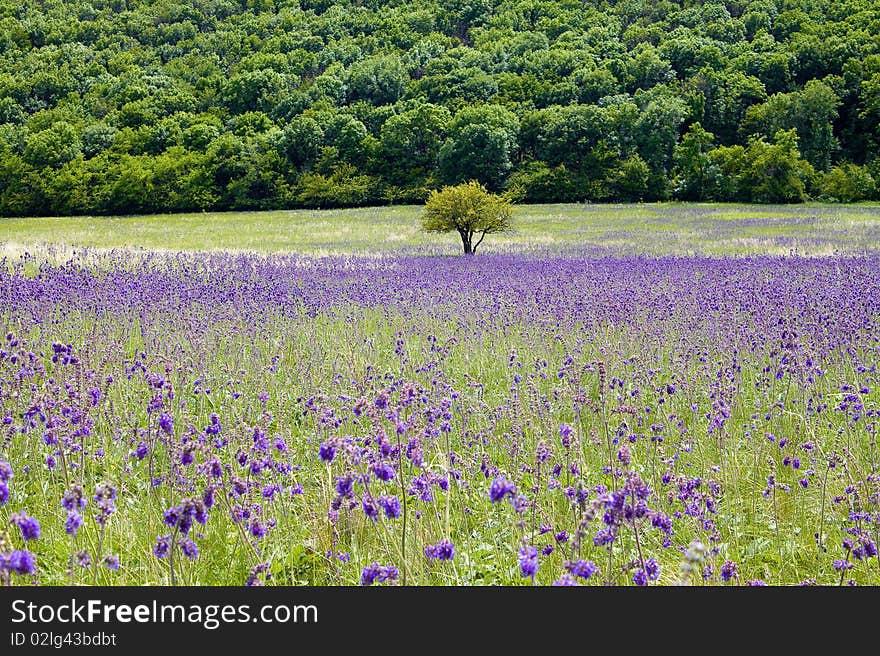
[[1, 248, 878, 585]]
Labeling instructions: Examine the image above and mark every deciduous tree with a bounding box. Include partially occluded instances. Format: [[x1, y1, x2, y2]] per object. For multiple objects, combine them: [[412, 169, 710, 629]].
[[421, 180, 513, 255]]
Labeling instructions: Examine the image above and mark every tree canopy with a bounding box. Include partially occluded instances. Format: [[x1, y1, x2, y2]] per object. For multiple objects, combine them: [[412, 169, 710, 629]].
[[1, 0, 880, 216], [422, 181, 512, 254]]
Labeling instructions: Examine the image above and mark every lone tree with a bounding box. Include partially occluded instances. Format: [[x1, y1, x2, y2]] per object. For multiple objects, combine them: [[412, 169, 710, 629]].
[[421, 181, 513, 255]]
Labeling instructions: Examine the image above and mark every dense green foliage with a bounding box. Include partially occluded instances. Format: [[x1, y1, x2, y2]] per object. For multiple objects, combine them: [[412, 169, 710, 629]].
[[1, 0, 880, 216]]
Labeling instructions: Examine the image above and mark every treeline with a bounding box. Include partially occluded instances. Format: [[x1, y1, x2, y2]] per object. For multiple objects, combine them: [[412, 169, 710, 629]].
[[1, 0, 880, 216]]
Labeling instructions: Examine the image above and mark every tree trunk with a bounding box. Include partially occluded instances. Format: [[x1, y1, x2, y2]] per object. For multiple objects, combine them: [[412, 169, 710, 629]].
[[460, 230, 473, 255]]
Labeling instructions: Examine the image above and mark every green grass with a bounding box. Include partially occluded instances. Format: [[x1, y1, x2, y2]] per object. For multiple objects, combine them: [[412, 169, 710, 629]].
[[4, 282, 878, 586], [2, 203, 880, 586], [3, 202, 880, 256]]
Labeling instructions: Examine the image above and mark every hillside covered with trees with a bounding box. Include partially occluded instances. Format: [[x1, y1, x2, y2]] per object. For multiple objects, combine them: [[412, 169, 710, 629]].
[[1, 0, 880, 215]]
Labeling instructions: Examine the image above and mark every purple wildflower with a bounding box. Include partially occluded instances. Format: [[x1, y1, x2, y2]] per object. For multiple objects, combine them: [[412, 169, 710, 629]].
[[361, 562, 398, 586], [11, 512, 41, 541], [720, 560, 738, 582], [319, 442, 336, 463], [4, 550, 36, 575], [249, 518, 267, 538], [65, 512, 83, 536], [335, 476, 354, 498], [518, 545, 538, 580], [180, 539, 199, 559], [380, 495, 401, 519], [559, 424, 573, 444], [633, 568, 648, 586], [425, 539, 455, 561], [158, 413, 173, 435], [489, 476, 516, 503], [566, 559, 598, 580], [61, 484, 86, 512], [372, 462, 395, 481], [153, 535, 172, 559], [362, 496, 379, 521]]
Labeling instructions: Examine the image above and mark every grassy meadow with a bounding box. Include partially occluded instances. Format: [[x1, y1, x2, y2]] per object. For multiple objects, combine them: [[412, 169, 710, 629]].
[[1, 203, 879, 587], [3, 202, 880, 256]]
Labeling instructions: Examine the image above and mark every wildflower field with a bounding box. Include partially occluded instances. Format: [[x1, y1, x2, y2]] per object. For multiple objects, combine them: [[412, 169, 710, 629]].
[[1, 203, 879, 586]]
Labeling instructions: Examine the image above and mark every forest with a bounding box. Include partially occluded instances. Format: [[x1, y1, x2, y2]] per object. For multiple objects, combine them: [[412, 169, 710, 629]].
[[1, 0, 879, 215]]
